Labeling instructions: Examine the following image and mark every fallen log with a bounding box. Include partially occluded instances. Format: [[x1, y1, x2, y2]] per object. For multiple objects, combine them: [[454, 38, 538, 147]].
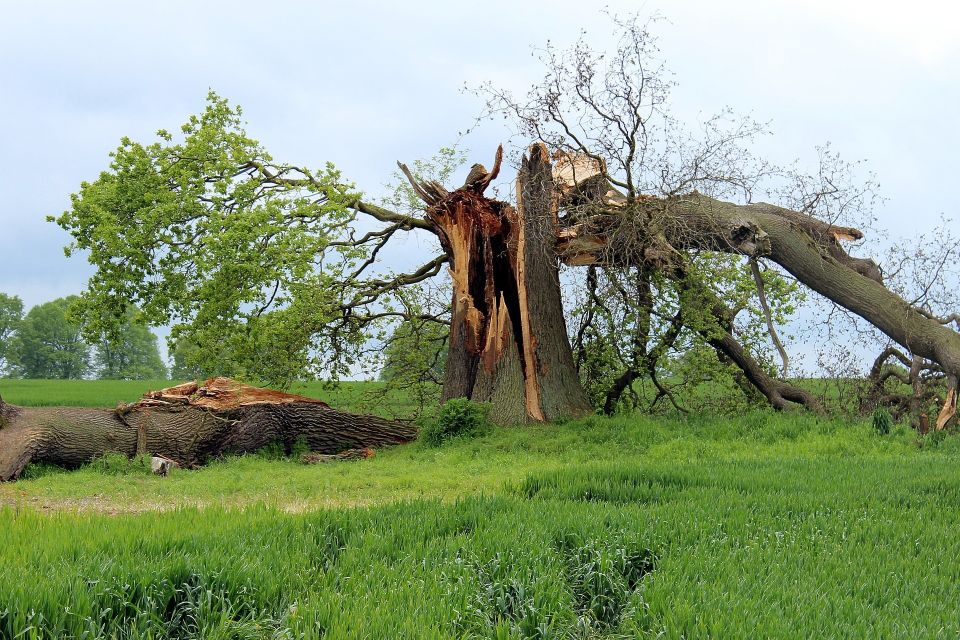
[[0, 378, 417, 482]]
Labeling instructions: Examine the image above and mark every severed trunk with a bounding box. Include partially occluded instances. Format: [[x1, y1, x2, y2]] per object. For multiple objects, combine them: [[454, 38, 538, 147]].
[[402, 145, 592, 423], [0, 378, 416, 482]]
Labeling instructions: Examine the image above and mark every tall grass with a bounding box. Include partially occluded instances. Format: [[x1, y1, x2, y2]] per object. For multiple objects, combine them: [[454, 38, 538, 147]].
[[6, 452, 960, 638], [2, 382, 960, 637]]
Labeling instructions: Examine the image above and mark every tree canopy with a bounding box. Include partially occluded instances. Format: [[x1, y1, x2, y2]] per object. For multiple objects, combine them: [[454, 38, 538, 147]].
[[0, 294, 24, 377], [11, 296, 89, 379], [56, 93, 439, 386], [93, 308, 167, 380]]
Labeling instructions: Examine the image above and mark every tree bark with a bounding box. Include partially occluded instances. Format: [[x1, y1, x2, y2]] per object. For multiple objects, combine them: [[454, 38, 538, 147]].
[[402, 145, 592, 424], [0, 379, 416, 482]]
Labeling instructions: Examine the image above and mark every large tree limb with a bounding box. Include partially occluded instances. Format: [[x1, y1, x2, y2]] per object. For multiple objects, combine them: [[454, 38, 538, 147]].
[[658, 194, 960, 378], [556, 159, 960, 384], [0, 379, 416, 482]]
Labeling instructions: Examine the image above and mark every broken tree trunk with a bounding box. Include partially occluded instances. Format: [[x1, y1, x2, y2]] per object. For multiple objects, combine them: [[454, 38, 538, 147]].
[[400, 145, 592, 424], [0, 378, 416, 482]]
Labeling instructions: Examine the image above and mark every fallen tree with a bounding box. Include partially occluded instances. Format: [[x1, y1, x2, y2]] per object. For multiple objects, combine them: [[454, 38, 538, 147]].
[[52, 17, 960, 427], [0, 378, 416, 482]]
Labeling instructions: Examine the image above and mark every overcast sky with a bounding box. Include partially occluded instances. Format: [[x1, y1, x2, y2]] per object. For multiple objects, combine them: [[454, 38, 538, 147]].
[[1, 0, 957, 360]]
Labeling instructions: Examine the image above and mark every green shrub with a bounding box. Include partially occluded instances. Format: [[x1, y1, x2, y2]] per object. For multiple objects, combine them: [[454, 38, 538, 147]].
[[86, 452, 152, 476], [420, 399, 490, 446], [872, 407, 893, 435], [289, 435, 311, 459], [257, 436, 311, 460]]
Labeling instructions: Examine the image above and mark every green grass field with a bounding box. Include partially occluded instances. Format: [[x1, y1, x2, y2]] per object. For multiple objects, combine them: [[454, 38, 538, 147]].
[[2, 381, 959, 638]]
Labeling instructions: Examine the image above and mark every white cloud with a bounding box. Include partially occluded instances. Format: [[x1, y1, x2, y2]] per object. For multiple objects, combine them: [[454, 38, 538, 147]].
[[802, 0, 960, 65]]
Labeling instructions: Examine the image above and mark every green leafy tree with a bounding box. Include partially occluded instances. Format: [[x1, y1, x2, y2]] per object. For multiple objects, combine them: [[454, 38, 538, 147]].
[[169, 339, 206, 380], [11, 297, 90, 379], [0, 293, 24, 376], [94, 309, 167, 379], [55, 91, 436, 387], [380, 319, 447, 383]]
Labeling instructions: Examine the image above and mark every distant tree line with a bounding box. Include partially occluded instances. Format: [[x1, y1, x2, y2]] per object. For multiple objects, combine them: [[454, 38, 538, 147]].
[[0, 293, 167, 379]]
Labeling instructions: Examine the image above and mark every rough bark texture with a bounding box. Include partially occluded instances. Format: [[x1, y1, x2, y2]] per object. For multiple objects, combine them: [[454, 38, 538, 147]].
[[402, 145, 592, 423], [0, 379, 416, 482]]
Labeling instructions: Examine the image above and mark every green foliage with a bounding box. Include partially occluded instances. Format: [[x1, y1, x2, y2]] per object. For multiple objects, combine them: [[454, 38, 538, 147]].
[[55, 92, 374, 386], [572, 256, 803, 415], [169, 338, 209, 380], [0, 293, 23, 377], [86, 452, 153, 476], [257, 436, 310, 461], [379, 319, 447, 384], [421, 398, 490, 446], [872, 406, 893, 435], [93, 307, 167, 379], [9, 296, 90, 379]]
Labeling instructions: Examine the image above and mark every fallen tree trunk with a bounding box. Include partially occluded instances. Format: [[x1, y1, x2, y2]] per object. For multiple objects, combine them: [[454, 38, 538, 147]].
[[553, 152, 960, 410], [0, 378, 416, 482]]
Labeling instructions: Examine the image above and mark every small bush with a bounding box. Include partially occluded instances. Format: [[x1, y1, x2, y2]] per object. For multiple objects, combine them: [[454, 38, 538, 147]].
[[18, 462, 67, 481], [290, 436, 311, 459], [420, 399, 490, 446], [872, 407, 893, 435]]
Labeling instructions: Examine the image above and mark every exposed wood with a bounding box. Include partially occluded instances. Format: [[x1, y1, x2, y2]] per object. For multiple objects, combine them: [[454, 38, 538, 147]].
[[936, 387, 957, 431], [0, 379, 416, 482], [136, 377, 331, 410], [401, 144, 591, 423]]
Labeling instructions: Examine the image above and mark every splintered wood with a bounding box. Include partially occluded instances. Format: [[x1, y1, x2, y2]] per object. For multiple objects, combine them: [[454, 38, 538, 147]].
[[936, 387, 957, 431], [135, 377, 331, 411], [403, 144, 591, 422]]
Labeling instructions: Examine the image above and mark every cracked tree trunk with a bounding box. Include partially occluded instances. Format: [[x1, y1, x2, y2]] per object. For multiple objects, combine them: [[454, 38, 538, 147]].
[[402, 145, 591, 423], [0, 379, 416, 482]]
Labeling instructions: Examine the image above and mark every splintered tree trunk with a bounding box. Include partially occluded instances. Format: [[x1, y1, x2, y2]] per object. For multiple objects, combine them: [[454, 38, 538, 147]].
[[0, 379, 416, 482], [402, 145, 591, 423]]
